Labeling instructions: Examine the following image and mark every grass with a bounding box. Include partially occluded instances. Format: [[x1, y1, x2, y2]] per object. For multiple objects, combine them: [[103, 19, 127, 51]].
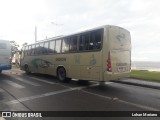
[[131, 70, 160, 82]]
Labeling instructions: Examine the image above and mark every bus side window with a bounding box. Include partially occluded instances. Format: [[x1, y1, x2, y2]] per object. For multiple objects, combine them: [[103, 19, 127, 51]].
[[28, 46, 32, 56], [90, 30, 102, 50], [79, 33, 89, 51], [39, 43, 44, 55], [0, 43, 6, 49], [55, 40, 62, 53], [70, 36, 77, 52], [94, 30, 102, 50], [35, 44, 39, 55], [44, 42, 49, 54], [62, 38, 69, 53], [24, 46, 27, 56], [89, 36, 94, 50], [48, 41, 55, 54], [31, 44, 35, 55]]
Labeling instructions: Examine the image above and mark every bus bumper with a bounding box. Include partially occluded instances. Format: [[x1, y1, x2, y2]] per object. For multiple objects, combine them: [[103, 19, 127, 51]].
[[104, 71, 130, 81], [0, 65, 12, 70]]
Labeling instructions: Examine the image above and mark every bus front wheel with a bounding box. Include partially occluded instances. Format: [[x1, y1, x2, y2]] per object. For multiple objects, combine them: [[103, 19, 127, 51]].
[[25, 65, 31, 75], [57, 67, 70, 82]]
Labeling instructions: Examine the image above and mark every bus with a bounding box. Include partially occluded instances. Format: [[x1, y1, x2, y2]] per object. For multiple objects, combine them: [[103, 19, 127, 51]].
[[20, 25, 131, 82], [0, 40, 12, 73]]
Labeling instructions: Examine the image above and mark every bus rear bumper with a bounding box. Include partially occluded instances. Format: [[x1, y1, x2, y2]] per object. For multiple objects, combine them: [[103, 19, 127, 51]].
[[0, 65, 12, 70], [103, 71, 130, 81]]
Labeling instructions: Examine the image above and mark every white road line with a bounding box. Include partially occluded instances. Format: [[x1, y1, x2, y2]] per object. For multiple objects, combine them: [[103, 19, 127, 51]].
[[82, 90, 112, 100], [6, 88, 80, 105], [28, 77, 55, 85], [6, 84, 99, 105], [16, 77, 41, 86], [81, 90, 160, 111], [2, 80, 25, 89]]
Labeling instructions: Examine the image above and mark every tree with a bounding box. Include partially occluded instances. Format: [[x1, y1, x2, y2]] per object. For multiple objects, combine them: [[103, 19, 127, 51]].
[[10, 41, 19, 57], [22, 42, 28, 47]]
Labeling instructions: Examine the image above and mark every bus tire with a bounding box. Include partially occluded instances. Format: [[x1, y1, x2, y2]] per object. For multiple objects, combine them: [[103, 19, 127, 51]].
[[25, 65, 31, 75], [57, 67, 69, 82]]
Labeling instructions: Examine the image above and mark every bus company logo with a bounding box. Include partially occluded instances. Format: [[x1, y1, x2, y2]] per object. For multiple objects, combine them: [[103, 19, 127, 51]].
[[31, 59, 52, 68], [116, 33, 126, 43], [56, 58, 66, 61], [2, 112, 42, 118], [2, 112, 11, 117]]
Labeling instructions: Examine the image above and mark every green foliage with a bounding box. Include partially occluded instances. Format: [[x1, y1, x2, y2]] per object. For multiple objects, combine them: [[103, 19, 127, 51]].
[[22, 42, 28, 47], [10, 41, 19, 57], [131, 70, 160, 82]]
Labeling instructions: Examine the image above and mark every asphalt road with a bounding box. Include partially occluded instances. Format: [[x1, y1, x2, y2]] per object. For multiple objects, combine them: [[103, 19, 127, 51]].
[[0, 66, 160, 120]]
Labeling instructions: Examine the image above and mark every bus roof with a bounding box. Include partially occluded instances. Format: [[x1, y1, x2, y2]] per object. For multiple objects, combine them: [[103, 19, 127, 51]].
[[0, 39, 10, 42], [24, 25, 128, 47]]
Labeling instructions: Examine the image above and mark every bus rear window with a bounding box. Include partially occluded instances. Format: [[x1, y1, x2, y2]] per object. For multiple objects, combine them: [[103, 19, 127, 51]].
[[0, 43, 7, 49]]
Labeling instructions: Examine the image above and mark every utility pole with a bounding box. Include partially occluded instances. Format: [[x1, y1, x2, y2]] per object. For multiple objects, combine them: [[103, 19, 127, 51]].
[[35, 26, 37, 43]]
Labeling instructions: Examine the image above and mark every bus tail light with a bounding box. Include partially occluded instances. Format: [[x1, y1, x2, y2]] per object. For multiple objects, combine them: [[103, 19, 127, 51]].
[[107, 52, 112, 72]]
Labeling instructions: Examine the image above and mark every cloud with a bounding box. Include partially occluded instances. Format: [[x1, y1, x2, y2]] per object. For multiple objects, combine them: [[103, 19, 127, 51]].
[[0, 0, 159, 61]]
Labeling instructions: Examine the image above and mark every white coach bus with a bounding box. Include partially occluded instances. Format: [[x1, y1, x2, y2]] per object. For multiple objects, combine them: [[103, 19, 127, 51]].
[[0, 40, 12, 73], [20, 25, 131, 82]]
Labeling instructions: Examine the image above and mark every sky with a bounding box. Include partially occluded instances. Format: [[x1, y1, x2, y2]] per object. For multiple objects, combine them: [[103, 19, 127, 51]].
[[0, 0, 160, 62]]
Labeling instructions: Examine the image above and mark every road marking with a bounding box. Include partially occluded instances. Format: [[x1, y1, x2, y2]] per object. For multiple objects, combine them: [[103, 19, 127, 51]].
[[6, 83, 99, 105], [81, 90, 160, 111], [28, 76, 55, 85], [6, 88, 80, 105], [2, 80, 25, 89], [16, 77, 41, 86], [82, 90, 112, 100]]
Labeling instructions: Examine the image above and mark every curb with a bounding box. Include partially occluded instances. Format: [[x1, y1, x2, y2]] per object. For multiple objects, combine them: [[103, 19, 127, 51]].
[[112, 80, 160, 90]]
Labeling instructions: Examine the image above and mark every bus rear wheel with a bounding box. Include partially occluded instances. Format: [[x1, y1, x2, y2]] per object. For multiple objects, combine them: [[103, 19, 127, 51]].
[[57, 67, 70, 82], [25, 65, 31, 75]]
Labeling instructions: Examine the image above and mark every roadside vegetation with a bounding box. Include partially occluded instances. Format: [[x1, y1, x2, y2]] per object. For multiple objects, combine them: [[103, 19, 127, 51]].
[[131, 70, 160, 82]]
